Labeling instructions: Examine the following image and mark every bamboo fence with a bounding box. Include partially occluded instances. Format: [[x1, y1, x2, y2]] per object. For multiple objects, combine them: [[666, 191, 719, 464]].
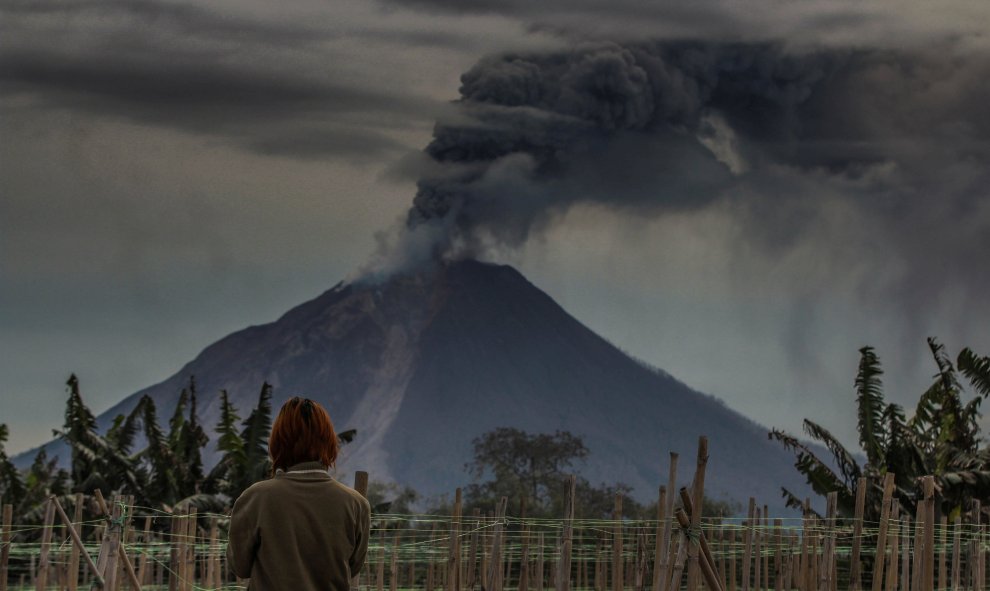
[[2, 437, 989, 591]]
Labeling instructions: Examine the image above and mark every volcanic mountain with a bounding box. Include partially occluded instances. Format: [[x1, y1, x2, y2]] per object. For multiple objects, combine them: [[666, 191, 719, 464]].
[[25, 260, 813, 510]]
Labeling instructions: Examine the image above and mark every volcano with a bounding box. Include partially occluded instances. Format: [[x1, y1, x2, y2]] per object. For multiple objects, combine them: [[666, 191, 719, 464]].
[[24, 260, 813, 510]]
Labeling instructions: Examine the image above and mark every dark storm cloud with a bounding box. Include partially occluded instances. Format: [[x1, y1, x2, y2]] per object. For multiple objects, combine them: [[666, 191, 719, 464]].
[[0, 0, 444, 160]]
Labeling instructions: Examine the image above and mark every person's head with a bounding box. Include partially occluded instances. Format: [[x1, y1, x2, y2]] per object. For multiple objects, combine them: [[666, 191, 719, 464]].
[[269, 396, 339, 472]]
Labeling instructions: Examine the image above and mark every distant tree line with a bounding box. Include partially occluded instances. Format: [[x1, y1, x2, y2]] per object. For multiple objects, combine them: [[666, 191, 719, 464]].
[[771, 338, 990, 521], [0, 375, 293, 531], [0, 375, 739, 538]]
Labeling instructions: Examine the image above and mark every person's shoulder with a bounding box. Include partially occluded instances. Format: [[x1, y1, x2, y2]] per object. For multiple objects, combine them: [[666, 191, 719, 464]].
[[330, 479, 371, 512], [234, 477, 280, 504]]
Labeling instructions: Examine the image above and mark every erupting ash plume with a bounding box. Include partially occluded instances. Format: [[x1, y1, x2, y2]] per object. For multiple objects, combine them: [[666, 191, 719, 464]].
[[362, 40, 990, 284]]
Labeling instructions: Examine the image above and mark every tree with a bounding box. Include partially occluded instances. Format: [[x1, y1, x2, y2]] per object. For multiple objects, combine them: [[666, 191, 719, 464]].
[[465, 428, 588, 514], [0, 424, 26, 510], [771, 339, 990, 519]]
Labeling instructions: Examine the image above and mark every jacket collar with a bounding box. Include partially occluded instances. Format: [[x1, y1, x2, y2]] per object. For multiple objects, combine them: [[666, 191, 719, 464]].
[[274, 461, 332, 478]]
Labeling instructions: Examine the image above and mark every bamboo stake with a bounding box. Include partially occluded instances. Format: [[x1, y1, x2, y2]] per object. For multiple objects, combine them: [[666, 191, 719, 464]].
[[730, 527, 737, 591], [537, 532, 546, 591], [884, 513, 897, 591], [900, 516, 917, 591], [448, 489, 463, 591], [686, 437, 710, 591], [614, 493, 624, 591], [427, 522, 437, 591], [50, 495, 105, 589], [674, 508, 723, 591], [390, 530, 401, 591], [486, 497, 508, 591], [951, 516, 961, 591], [922, 477, 935, 591], [35, 497, 55, 591], [912, 502, 924, 591], [0, 503, 11, 591], [469, 509, 482, 590], [973, 501, 982, 591], [377, 544, 385, 591], [873, 474, 897, 591], [764, 506, 770, 591], [743, 500, 755, 591], [666, 529, 690, 591], [206, 517, 218, 591], [658, 454, 680, 591], [774, 520, 783, 591], [678, 488, 720, 588], [167, 506, 179, 591], [557, 476, 576, 591], [753, 507, 761, 591], [939, 516, 947, 591], [850, 478, 867, 591], [350, 471, 369, 591], [656, 486, 668, 591]]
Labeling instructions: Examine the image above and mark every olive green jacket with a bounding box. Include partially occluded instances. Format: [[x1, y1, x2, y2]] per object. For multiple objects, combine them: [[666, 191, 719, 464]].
[[227, 462, 371, 590]]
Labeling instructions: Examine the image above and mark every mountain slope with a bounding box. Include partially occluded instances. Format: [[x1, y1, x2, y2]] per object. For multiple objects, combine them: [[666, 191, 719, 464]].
[[19, 261, 813, 511]]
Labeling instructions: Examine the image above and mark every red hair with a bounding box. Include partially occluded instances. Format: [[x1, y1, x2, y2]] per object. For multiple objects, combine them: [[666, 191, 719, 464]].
[[269, 397, 339, 471]]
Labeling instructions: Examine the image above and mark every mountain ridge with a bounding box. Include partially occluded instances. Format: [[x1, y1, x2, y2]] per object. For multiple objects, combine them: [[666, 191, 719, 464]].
[[15, 260, 814, 512]]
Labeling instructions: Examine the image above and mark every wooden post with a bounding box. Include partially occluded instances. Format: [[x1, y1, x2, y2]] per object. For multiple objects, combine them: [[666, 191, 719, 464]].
[[657, 454, 679, 591], [167, 507, 179, 591], [390, 530, 401, 591], [487, 498, 508, 591], [973, 501, 983, 591], [873, 474, 897, 591], [760, 505, 770, 589], [674, 508, 723, 591], [427, 522, 437, 591], [537, 532, 545, 591], [468, 509, 482, 590], [774, 520, 783, 591], [939, 516, 947, 591], [665, 529, 689, 591], [377, 544, 386, 591], [753, 507, 762, 591], [900, 516, 910, 591], [656, 486, 668, 591], [350, 471, 369, 591], [34, 497, 55, 591], [68, 492, 84, 591], [921, 478, 935, 591], [614, 492, 623, 591], [447, 489, 463, 591], [951, 516, 961, 591], [884, 510, 898, 591], [730, 526, 737, 591], [686, 437, 710, 591], [743, 500, 755, 591], [850, 478, 867, 591], [0, 504, 11, 591], [50, 495, 106, 590], [558, 476, 576, 591], [206, 517, 218, 590], [678, 488, 721, 589]]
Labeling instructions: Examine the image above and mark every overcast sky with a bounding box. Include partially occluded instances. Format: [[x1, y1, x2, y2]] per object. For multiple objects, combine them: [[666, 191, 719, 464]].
[[2, 0, 989, 455]]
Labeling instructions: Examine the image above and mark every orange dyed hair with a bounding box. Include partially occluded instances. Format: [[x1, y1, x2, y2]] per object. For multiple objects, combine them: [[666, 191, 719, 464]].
[[269, 396, 339, 471]]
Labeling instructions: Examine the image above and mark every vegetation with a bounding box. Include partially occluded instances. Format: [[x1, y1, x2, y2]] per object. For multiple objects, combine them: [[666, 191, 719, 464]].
[[771, 338, 990, 520], [0, 375, 352, 533]]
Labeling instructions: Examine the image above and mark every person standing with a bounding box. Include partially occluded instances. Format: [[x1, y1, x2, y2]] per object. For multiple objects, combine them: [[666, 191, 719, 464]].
[[228, 396, 370, 590]]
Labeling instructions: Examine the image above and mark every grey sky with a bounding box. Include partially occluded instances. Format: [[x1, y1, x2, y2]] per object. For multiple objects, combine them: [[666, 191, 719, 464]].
[[1, 0, 988, 456]]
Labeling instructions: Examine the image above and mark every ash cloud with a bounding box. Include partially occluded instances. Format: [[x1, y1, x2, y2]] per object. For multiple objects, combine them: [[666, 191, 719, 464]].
[[364, 39, 990, 357], [373, 41, 987, 268]]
